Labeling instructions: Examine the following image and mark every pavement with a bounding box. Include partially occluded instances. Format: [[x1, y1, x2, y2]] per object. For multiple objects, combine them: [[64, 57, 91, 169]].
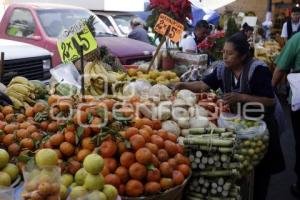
[[267, 100, 299, 200]]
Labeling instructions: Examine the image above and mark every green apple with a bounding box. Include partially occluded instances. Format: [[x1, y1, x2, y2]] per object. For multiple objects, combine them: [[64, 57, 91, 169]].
[[102, 184, 118, 200], [83, 173, 104, 191], [83, 154, 104, 175], [0, 171, 11, 186], [2, 163, 19, 181], [35, 149, 58, 168], [0, 149, 9, 169], [75, 168, 88, 186], [70, 186, 87, 200], [61, 173, 74, 187]]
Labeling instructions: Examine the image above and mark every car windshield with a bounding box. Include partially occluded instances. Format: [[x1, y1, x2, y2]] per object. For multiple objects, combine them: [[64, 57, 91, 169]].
[[37, 8, 113, 38], [112, 15, 133, 35]]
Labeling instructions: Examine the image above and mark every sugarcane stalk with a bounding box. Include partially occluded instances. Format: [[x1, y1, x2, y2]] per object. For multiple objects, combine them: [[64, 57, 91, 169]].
[[195, 169, 239, 177]]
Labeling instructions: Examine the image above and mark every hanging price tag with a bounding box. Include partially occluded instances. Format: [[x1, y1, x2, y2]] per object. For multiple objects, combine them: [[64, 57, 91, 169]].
[[57, 23, 97, 63], [154, 13, 184, 43]]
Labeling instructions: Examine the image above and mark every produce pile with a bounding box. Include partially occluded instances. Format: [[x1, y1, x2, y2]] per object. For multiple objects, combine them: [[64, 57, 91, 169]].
[[220, 118, 269, 176], [120, 68, 180, 85], [183, 128, 241, 200], [0, 149, 19, 187], [0, 85, 191, 199]]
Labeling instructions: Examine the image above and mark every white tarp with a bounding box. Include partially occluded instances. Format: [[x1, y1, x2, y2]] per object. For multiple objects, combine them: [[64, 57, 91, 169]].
[[193, 0, 237, 10], [10, 0, 145, 12]]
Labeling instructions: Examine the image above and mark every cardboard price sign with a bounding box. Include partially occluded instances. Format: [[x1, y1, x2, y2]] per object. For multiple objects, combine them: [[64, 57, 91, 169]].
[[154, 13, 184, 43], [57, 24, 97, 63]]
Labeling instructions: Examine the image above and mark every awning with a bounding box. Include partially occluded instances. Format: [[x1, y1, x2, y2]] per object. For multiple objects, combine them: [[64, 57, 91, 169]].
[[189, 0, 237, 10]]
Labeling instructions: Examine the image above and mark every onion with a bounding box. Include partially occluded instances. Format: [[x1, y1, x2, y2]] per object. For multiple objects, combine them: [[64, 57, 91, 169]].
[[162, 120, 181, 136]]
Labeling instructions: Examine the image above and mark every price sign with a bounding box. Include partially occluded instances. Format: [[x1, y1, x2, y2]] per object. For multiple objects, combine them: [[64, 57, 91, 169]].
[[57, 23, 97, 63], [154, 13, 184, 43]]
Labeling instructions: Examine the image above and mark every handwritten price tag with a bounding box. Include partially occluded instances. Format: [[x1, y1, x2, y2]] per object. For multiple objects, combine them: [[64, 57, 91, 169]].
[[57, 24, 97, 63], [154, 14, 184, 43]]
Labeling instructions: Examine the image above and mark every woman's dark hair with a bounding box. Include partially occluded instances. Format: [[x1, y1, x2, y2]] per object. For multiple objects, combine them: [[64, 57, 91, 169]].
[[195, 20, 209, 29], [291, 6, 300, 13], [242, 23, 254, 32], [226, 32, 251, 60]]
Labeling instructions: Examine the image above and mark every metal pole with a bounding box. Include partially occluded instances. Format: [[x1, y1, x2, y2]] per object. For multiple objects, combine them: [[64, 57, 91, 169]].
[[80, 46, 85, 101], [268, 0, 272, 12], [0, 52, 4, 83]]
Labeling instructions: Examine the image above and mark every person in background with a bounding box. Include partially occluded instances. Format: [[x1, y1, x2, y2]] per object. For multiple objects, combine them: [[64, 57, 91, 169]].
[[174, 32, 285, 200], [128, 17, 150, 44], [281, 6, 300, 41], [241, 23, 254, 39], [179, 20, 210, 53], [272, 31, 300, 198]]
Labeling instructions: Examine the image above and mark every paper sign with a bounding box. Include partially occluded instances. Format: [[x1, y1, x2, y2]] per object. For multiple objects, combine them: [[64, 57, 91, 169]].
[[57, 23, 97, 63], [154, 13, 184, 43]]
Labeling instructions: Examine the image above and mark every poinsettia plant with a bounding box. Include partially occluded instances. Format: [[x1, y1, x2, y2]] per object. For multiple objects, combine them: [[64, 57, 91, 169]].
[[147, 0, 192, 42], [198, 31, 225, 60]]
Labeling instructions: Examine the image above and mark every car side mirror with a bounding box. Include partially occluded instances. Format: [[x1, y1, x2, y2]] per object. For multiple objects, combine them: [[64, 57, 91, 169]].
[[31, 35, 42, 41]]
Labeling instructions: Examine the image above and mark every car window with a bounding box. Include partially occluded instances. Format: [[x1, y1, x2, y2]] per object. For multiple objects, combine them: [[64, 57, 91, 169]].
[[36, 8, 112, 38], [6, 8, 36, 38], [113, 15, 134, 35], [98, 15, 117, 34]]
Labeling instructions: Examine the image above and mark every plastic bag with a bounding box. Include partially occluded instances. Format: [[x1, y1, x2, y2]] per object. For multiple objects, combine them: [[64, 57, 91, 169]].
[[50, 63, 81, 89], [22, 163, 61, 200], [122, 80, 151, 98]]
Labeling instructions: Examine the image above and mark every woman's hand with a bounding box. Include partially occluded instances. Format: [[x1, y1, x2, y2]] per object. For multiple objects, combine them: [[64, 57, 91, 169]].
[[167, 82, 183, 91], [223, 93, 244, 105]]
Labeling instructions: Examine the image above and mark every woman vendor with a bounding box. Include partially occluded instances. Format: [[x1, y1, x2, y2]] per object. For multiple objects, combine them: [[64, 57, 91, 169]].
[[173, 33, 285, 200]]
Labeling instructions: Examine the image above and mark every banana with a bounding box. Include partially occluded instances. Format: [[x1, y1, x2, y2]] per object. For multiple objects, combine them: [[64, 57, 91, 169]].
[[24, 96, 36, 105], [7, 83, 32, 95], [84, 62, 95, 74], [23, 102, 31, 109], [8, 76, 35, 90], [9, 96, 24, 109], [88, 86, 99, 96], [6, 91, 26, 101], [116, 73, 127, 81]]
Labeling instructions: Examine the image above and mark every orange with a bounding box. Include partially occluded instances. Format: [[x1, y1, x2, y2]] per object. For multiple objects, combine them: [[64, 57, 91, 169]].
[[177, 144, 184, 155], [49, 133, 65, 146], [145, 143, 159, 155], [120, 152, 135, 168], [91, 117, 102, 133], [60, 142, 75, 157], [40, 121, 49, 131], [132, 118, 143, 129], [4, 124, 18, 134], [102, 165, 110, 176], [104, 174, 121, 188], [16, 129, 29, 140], [100, 140, 117, 158], [102, 99, 115, 111], [142, 118, 153, 128], [135, 148, 152, 165], [152, 120, 161, 130], [168, 133, 177, 143], [8, 143, 20, 156], [129, 162, 147, 180], [157, 149, 169, 162], [0, 113, 4, 121], [125, 180, 144, 197], [67, 160, 81, 175], [82, 127, 92, 138], [172, 170, 185, 185], [150, 135, 164, 148], [31, 132, 43, 141], [152, 155, 160, 168], [16, 114, 26, 123], [73, 111, 88, 125], [5, 114, 15, 123], [159, 162, 173, 178], [47, 122, 58, 133], [160, 178, 174, 191], [115, 166, 129, 183], [139, 128, 151, 142], [81, 137, 95, 151], [145, 182, 161, 195], [177, 164, 190, 178], [3, 134, 15, 146], [125, 127, 139, 139], [33, 102, 46, 113], [117, 141, 127, 154], [48, 95, 60, 106], [147, 168, 161, 182], [104, 158, 118, 173], [164, 140, 178, 157], [64, 131, 76, 145], [168, 158, 177, 169], [2, 106, 14, 116], [76, 149, 91, 162], [174, 154, 190, 165], [158, 129, 168, 140], [129, 134, 145, 150], [20, 138, 34, 150], [118, 184, 126, 196]]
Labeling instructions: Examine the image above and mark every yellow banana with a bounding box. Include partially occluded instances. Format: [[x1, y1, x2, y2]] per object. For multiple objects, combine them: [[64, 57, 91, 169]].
[[89, 85, 102, 96], [6, 91, 26, 101], [7, 83, 32, 95], [24, 96, 36, 105], [8, 76, 35, 90], [23, 102, 31, 109], [116, 73, 127, 81], [84, 62, 95, 74], [9, 96, 24, 109]]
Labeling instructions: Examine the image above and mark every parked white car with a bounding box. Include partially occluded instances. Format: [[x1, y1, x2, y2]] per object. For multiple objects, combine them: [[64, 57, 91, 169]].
[[0, 39, 52, 85]]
